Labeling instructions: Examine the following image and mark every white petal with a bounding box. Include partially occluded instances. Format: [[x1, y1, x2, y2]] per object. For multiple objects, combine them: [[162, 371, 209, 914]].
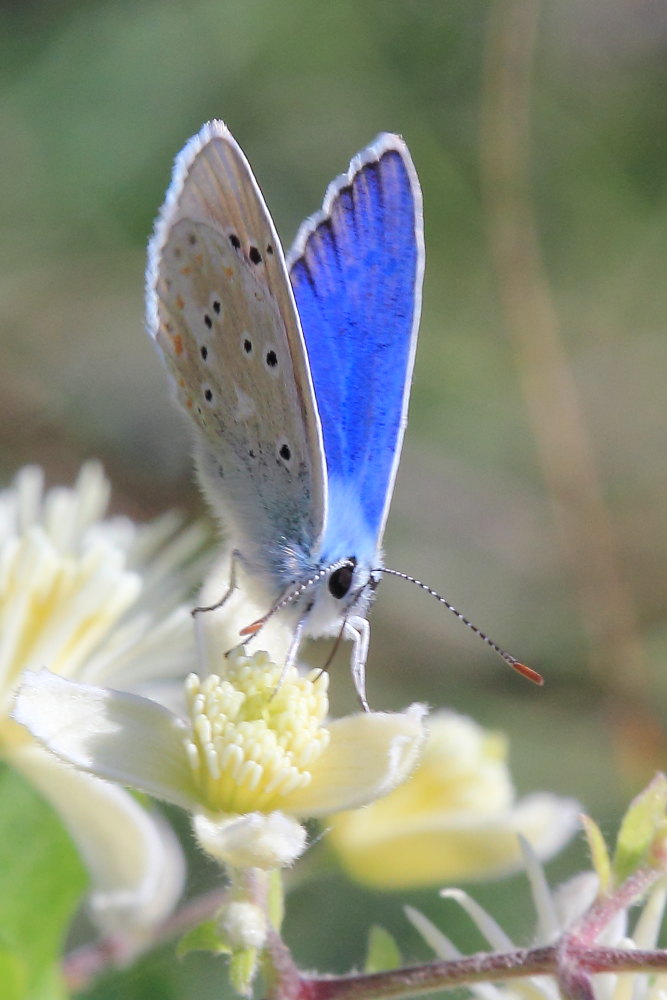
[[405, 905, 463, 960], [285, 704, 428, 816], [512, 793, 581, 862], [13, 670, 198, 810], [405, 907, 504, 1000], [632, 880, 667, 948], [440, 889, 515, 950], [520, 837, 562, 943], [328, 788, 581, 889], [195, 552, 293, 671], [552, 871, 599, 931], [8, 742, 185, 934], [79, 606, 197, 689], [192, 810, 307, 869]]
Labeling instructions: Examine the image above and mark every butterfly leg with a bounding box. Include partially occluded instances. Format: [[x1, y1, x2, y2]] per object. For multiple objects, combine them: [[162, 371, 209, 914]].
[[262, 612, 308, 703], [281, 613, 307, 680], [345, 616, 371, 712], [192, 548, 244, 615]]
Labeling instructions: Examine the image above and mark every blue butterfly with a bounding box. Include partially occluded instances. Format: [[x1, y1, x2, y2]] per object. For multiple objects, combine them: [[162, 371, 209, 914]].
[[146, 120, 420, 707]]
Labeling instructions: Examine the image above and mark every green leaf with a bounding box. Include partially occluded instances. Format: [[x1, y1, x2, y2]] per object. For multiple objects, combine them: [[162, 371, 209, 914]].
[[229, 947, 258, 996], [19, 964, 69, 1000], [581, 814, 611, 893], [0, 766, 86, 999], [0, 947, 27, 1000], [613, 773, 667, 885], [177, 920, 231, 958], [266, 869, 284, 931], [364, 925, 402, 972], [178, 920, 260, 995]]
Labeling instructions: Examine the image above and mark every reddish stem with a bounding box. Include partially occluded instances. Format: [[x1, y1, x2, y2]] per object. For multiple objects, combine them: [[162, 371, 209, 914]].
[[294, 946, 556, 1000], [573, 865, 662, 946], [280, 945, 667, 1000]]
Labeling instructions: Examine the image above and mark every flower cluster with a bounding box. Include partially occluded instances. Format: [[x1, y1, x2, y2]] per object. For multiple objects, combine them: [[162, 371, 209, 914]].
[[1, 463, 209, 935], [15, 649, 428, 871], [328, 709, 579, 889], [6, 462, 596, 999]]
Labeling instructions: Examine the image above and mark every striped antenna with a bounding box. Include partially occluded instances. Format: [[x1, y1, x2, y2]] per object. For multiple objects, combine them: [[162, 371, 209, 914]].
[[238, 558, 354, 637], [375, 567, 543, 685]]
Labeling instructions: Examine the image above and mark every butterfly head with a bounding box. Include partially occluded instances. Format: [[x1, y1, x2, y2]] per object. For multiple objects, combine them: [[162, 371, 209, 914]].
[[239, 554, 380, 645], [327, 559, 357, 600], [310, 553, 381, 629], [317, 555, 381, 630]]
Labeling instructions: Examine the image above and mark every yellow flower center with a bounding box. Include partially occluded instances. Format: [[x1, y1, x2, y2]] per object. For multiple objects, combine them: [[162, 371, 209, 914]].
[[184, 651, 330, 815]]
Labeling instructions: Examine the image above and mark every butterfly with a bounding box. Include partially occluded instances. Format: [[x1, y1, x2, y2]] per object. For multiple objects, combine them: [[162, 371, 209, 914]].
[[146, 121, 538, 708], [145, 121, 422, 707]]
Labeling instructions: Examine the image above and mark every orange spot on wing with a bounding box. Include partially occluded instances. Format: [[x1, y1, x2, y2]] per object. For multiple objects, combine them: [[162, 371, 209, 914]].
[[180, 266, 193, 276], [175, 294, 185, 310], [173, 334, 184, 356], [194, 254, 203, 266], [224, 267, 234, 279], [186, 397, 193, 409]]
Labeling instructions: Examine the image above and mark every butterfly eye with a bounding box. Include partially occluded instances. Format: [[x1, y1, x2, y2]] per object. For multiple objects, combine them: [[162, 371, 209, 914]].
[[328, 561, 356, 600]]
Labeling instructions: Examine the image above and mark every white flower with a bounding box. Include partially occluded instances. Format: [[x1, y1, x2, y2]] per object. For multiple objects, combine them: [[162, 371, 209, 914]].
[[327, 710, 580, 889], [15, 647, 427, 871], [2, 463, 210, 936], [407, 841, 667, 1000]]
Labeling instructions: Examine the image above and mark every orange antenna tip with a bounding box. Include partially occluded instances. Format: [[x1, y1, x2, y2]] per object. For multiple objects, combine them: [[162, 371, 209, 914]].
[[511, 661, 544, 686], [239, 617, 266, 637]]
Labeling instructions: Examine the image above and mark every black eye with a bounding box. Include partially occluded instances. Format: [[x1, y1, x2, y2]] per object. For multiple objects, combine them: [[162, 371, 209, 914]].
[[328, 561, 355, 600]]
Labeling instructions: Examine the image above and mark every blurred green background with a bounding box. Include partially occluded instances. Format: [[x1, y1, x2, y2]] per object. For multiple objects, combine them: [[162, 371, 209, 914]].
[[2, 0, 667, 996]]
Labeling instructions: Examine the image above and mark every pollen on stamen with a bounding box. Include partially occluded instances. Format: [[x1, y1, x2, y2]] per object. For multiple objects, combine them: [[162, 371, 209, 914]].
[[186, 742, 200, 770], [182, 652, 331, 815], [238, 759, 262, 792], [205, 745, 221, 781]]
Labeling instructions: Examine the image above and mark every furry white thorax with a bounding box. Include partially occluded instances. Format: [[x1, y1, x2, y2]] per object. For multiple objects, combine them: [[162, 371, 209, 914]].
[[198, 449, 381, 640]]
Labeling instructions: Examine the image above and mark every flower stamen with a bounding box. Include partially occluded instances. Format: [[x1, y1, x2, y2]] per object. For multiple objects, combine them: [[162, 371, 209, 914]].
[[184, 652, 330, 815]]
